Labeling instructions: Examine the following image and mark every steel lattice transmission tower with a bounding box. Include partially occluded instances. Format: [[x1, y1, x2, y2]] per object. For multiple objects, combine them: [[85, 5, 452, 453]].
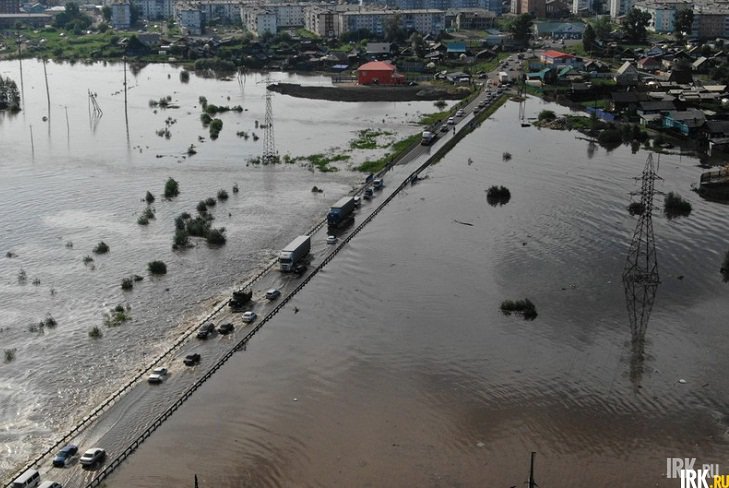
[[262, 78, 278, 164], [623, 153, 662, 343]]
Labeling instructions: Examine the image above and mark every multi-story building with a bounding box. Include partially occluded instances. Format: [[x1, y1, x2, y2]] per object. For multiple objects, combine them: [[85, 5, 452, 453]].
[[304, 4, 354, 38], [198, 0, 241, 24], [610, 0, 634, 18], [634, 0, 690, 32], [520, 0, 545, 16], [0, 0, 19, 14], [454, 8, 496, 29], [242, 8, 276, 35], [177, 3, 204, 35], [692, 7, 729, 38], [382, 0, 500, 14], [339, 9, 446, 36], [510, 0, 521, 13], [111, 0, 131, 29], [571, 0, 592, 14], [133, 0, 173, 21]]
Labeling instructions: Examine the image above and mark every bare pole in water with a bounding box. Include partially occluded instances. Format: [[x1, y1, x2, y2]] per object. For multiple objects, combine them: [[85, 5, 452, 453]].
[[65, 105, 70, 146], [123, 54, 129, 140], [528, 451, 537, 488], [16, 31, 24, 107], [29, 124, 35, 158], [42, 58, 50, 122]]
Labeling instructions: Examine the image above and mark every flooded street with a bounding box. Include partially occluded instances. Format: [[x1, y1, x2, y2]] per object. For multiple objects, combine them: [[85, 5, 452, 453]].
[[0, 60, 438, 477], [108, 97, 729, 487]]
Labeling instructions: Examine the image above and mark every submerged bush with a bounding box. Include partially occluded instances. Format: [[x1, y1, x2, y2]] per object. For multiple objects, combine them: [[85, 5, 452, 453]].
[[4, 348, 17, 363], [628, 202, 645, 216], [486, 185, 511, 206], [137, 215, 150, 225], [93, 241, 110, 254], [145, 191, 155, 204], [206, 228, 226, 245], [88, 326, 103, 338], [173, 228, 191, 250], [164, 177, 180, 198], [121, 277, 133, 290], [217, 189, 229, 201], [143, 207, 155, 220], [83, 255, 94, 264], [232, 183, 239, 193], [538, 110, 556, 122], [104, 304, 131, 327], [205, 197, 216, 207], [721, 250, 729, 283], [148, 260, 167, 275], [664, 192, 692, 219], [197, 200, 208, 213], [500, 298, 538, 320]]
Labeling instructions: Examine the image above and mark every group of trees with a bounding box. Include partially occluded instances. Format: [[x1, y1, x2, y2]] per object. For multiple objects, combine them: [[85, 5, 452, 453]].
[[54, 2, 92, 33], [0, 76, 21, 112]]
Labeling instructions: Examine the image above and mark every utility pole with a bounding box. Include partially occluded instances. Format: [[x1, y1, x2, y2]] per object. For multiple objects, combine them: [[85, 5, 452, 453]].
[[42, 58, 50, 122], [528, 451, 537, 488]]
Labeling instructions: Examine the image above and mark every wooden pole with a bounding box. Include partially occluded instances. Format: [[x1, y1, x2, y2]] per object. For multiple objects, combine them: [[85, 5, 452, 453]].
[[43, 58, 50, 122], [528, 451, 536, 488], [29, 124, 35, 158]]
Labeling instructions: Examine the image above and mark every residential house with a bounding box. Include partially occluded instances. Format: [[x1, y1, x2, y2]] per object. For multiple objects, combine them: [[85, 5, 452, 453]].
[[541, 49, 582, 67], [446, 41, 467, 58], [533, 21, 586, 39], [692, 56, 711, 73], [610, 91, 650, 112], [615, 61, 640, 85], [662, 108, 706, 135], [637, 56, 662, 72], [365, 42, 393, 59], [702, 120, 729, 154]]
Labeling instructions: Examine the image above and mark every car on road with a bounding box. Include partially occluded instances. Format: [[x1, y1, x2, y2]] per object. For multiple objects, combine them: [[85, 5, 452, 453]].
[[242, 311, 257, 323], [293, 263, 307, 275], [196, 322, 216, 339], [477, 101, 486, 108], [38, 482, 63, 488], [265, 288, 281, 300], [148, 367, 168, 384], [80, 447, 106, 467], [373, 178, 383, 190], [455, 109, 465, 117], [353, 196, 361, 207], [326, 235, 338, 245], [52, 444, 78, 467], [447, 117, 455, 125], [217, 322, 234, 335], [183, 353, 201, 366], [363, 187, 374, 200]]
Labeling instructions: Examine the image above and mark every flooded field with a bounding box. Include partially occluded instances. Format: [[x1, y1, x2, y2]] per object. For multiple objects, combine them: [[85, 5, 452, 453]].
[[0, 60, 439, 477], [108, 98, 729, 487]]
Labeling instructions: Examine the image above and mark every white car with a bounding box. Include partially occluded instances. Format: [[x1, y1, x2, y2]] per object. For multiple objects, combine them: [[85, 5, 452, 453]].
[[326, 235, 338, 245], [242, 311, 257, 323], [456, 109, 465, 117], [80, 447, 106, 467], [265, 288, 281, 300], [447, 117, 455, 125], [148, 367, 168, 384]]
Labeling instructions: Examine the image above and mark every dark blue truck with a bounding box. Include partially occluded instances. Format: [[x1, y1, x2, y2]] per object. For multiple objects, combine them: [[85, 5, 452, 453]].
[[327, 196, 356, 229]]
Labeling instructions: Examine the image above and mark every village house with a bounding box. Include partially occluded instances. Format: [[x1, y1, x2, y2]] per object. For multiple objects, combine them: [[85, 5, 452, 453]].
[[615, 61, 640, 85], [662, 108, 706, 136]]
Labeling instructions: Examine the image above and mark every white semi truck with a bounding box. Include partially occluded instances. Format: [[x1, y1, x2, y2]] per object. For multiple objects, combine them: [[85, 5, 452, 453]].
[[279, 235, 311, 272]]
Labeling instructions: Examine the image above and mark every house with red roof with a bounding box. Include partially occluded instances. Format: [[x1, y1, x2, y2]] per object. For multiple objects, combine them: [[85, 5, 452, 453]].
[[356, 61, 405, 85], [540, 50, 582, 68]]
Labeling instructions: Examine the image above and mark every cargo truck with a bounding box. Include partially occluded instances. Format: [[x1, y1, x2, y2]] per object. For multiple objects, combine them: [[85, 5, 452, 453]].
[[421, 130, 436, 145], [327, 196, 356, 229], [498, 71, 510, 84], [279, 235, 311, 272]]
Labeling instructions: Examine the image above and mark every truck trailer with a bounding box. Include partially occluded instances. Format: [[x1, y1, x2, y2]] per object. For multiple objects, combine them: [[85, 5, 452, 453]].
[[327, 196, 356, 229], [279, 235, 311, 272]]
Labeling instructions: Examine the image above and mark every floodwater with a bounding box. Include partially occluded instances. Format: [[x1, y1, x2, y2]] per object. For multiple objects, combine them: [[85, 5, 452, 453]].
[[108, 97, 729, 487], [0, 59, 441, 477]]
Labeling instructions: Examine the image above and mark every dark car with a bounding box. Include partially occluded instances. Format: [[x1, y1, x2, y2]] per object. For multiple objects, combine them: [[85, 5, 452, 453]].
[[196, 322, 216, 339], [217, 322, 234, 335], [183, 353, 201, 366], [52, 444, 78, 467], [293, 263, 307, 275]]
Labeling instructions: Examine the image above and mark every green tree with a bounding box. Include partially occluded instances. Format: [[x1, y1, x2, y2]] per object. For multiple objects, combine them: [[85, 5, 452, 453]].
[[621, 8, 651, 43], [409, 32, 425, 58], [593, 16, 612, 40], [130, 3, 140, 26], [510, 13, 534, 44], [101, 5, 111, 21], [583, 23, 596, 52], [384, 14, 406, 43], [673, 8, 694, 41]]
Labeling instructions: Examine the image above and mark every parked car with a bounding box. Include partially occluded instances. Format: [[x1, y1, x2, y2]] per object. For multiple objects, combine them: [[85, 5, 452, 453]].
[[53, 444, 78, 467], [183, 353, 201, 366], [38, 482, 63, 488], [148, 367, 168, 384], [196, 322, 216, 339], [326, 235, 338, 245], [217, 322, 234, 335], [265, 288, 281, 300], [80, 447, 106, 467], [242, 311, 257, 323]]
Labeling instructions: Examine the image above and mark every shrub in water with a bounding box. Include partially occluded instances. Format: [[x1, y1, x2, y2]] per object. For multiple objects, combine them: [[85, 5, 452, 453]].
[[205, 197, 216, 207], [121, 277, 133, 290], [486, 185, 511, 206], [173, 229, 191, 249], [164, 177, 180, 198], [500, 298, 538, 320], [137, 215, 150, 225], [217, 189, 229, 201], [148, 260, 167, 275], [83, 255, 94, 264], [143, 207, 155, 220], [628, 202, 645, 216], [538, 110, 556, 122], [186, 216, 211, 237], [4, 349, 17, 363], [721, 250, 729, 283], [93, 241, 110, 254], [664, 192, 692, 219], [232, 183, 239, 193], [88, 326, 103, 338], [206, 228, 226, 245], [44, 315, 56, 328], [197, 200, 208, 213]]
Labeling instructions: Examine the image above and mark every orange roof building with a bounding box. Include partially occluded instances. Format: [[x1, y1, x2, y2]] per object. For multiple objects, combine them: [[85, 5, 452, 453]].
[[356, 61, 405, 85]]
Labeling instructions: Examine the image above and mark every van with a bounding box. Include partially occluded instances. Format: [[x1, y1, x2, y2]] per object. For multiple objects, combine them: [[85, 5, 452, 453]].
[[11, 469, 40, 488]]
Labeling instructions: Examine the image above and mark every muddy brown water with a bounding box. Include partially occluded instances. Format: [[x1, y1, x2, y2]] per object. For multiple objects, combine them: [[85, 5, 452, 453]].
[[106, 98, 729, 487]]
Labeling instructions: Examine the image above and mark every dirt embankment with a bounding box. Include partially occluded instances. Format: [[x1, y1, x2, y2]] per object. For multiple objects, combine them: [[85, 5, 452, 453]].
[[268, 83, 471, 102]]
